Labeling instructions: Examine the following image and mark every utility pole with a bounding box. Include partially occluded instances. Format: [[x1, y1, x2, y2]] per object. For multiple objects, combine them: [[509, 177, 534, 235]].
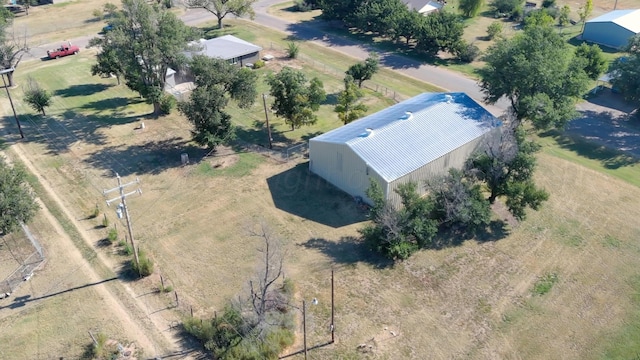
[[262, 93, 273, 149], [303, 299, 308, 360], [0, 68, 23, 139], [331, 269, 335, 344], [104, 173, 142, 273]]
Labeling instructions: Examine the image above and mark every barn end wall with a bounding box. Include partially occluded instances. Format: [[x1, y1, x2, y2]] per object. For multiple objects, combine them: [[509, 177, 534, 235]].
[[582, 22, 635, 49], [309, 141, 387, 203]]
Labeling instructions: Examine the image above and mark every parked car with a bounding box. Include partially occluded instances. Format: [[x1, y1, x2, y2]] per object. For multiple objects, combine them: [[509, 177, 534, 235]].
[[102, 23, 114, 33], [3, 5, 25, 14], [47, 43, 80, 59]]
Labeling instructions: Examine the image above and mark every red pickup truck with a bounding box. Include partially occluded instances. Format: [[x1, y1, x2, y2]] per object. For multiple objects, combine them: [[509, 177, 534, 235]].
[[47, 44, 80, 59]]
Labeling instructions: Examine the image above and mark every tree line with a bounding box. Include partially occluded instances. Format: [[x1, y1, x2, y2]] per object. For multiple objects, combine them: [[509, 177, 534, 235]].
[[305, 0, 475, 61]]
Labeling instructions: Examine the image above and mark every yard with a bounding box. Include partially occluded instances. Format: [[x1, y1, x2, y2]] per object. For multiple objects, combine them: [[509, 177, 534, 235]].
[[0, 2, 639, 360]]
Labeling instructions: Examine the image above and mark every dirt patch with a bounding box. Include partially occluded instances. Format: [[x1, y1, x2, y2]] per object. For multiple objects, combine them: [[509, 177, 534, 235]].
[[207, 146, 239, 169]]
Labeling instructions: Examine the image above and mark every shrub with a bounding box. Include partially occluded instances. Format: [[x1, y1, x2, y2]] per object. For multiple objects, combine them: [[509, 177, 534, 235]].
[[159, 284, 174, 293], [131, 249, 154, 277], [533, 273, 558, 295], [282, 277, 294, 296], [487, 21, 503, 40], [286, 42, 300, 59], [121, 242, 133, 256], [253, 59, 265, 69], [90, 205, 100, 219], [558, 5, 571, 26], [106, 227, 118, 245], [542, 0, 556, 8], [92, 8, 104, 20], [510, 5, 524, 20], [455, 41, 481, 63], [102, 214, 109, 228], [159, 94, 176, 115], [490, 0, 523, 14]]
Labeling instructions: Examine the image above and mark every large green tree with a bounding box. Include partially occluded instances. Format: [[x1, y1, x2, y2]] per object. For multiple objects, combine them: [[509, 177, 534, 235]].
[[90, 45, 124, 85], [416, 11, 465, 57], [468, 123, 548, 220], [178, 55, 257, 149], [359, 180, 437, 261], [479, 25, 590, 130], [574, 43, 607, 80], [459, 0, 484, 18], [346, 53, 379, 88], [90, 0, 197, 116], [267, 67, 326, 130], [0, 158, 38, 236], [335, 75, 367, 124], [609, 35, 640, 114], [426, 169, 491, 231], [184, 0, 256, 29]]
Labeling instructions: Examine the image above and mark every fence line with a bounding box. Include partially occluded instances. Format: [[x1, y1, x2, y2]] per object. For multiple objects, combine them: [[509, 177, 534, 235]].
[[0, 224, 46, 297]]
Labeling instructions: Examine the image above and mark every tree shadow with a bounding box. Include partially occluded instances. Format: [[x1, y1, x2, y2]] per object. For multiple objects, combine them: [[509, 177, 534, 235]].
[[80, 97, 146, 114], [323, 92, 339, 106], [54, 83, 111, 98], [266, 163, 367, 228], [83, 136, 207, 177], [235, 123, 293, 149], [299, 236, 393, 268], [541, 129, 639, 169]]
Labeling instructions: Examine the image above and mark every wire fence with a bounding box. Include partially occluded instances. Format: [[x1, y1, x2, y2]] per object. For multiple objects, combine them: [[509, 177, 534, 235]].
[[0, 224, 46, 297]]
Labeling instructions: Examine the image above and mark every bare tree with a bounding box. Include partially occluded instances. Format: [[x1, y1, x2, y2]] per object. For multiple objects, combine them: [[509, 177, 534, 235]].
[[247, 222, 285, 324], [0, 26, 29, 87]]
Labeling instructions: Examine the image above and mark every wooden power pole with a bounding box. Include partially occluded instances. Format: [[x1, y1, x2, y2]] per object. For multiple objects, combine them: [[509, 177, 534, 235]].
[[104, 173, 142, 273]]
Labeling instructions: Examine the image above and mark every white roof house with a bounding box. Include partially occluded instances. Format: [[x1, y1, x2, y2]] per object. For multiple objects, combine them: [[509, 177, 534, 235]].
[[582, 9, 640, 49], [402, 0, 443, 14], [309, 92, 502, 207]]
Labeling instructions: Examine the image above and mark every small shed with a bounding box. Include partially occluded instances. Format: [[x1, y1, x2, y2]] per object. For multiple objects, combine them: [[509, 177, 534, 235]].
[[582, 9, 640, 49], [309, 92, 502, 208]]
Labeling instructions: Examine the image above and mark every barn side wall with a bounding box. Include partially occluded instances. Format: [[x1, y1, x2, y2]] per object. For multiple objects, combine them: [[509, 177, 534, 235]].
[[583, 22, 635, 49], [386, 129, 499, 207], [309, 141, 387, 203]]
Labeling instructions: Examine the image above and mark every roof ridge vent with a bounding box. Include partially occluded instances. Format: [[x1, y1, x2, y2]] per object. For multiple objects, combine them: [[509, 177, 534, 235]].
[[399, 111, 413, 120], [359, 128, 374, 138], [444, 94, 453, 104]]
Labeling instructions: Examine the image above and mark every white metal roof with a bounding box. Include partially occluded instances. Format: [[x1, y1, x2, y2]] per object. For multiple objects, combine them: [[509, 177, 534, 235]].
[[186, 35, 262, 60], [310, 92, 501, 182], [586, 9, 640, 33]]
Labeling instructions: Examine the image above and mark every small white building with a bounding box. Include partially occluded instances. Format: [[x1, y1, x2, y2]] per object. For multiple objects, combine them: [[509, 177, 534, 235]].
[[309, 92, 502, 207], [402, 0, 443, 15]]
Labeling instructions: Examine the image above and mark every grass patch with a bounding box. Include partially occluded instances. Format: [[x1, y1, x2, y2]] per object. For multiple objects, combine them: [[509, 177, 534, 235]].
[[194, 152, 264, 178], [532, 272, 558, 296]]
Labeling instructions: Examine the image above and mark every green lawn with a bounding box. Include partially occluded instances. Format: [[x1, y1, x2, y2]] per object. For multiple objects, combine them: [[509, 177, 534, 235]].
[[536, 131, 640, 188]]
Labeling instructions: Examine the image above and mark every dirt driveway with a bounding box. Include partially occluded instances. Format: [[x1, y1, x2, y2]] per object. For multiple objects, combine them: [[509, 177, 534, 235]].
[[567, 89, 640, 158]]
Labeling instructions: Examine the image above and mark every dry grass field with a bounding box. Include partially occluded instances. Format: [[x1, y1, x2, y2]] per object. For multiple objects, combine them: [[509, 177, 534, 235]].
[[0, 1, 639, 359]]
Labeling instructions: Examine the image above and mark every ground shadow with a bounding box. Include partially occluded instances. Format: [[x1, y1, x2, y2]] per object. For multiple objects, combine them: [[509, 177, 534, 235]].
[[235, 122, 293, 149], [542, 129, 639, 169], [7, 110, 142, 157], [584, 88, 637, 114], [266, 163, 366, 228], [83, 136, 206, 177], [299, 236, 393, 268], [54, 83, 110, 98], [324, 92, 339, 106], [0, 278, 117, 310]]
